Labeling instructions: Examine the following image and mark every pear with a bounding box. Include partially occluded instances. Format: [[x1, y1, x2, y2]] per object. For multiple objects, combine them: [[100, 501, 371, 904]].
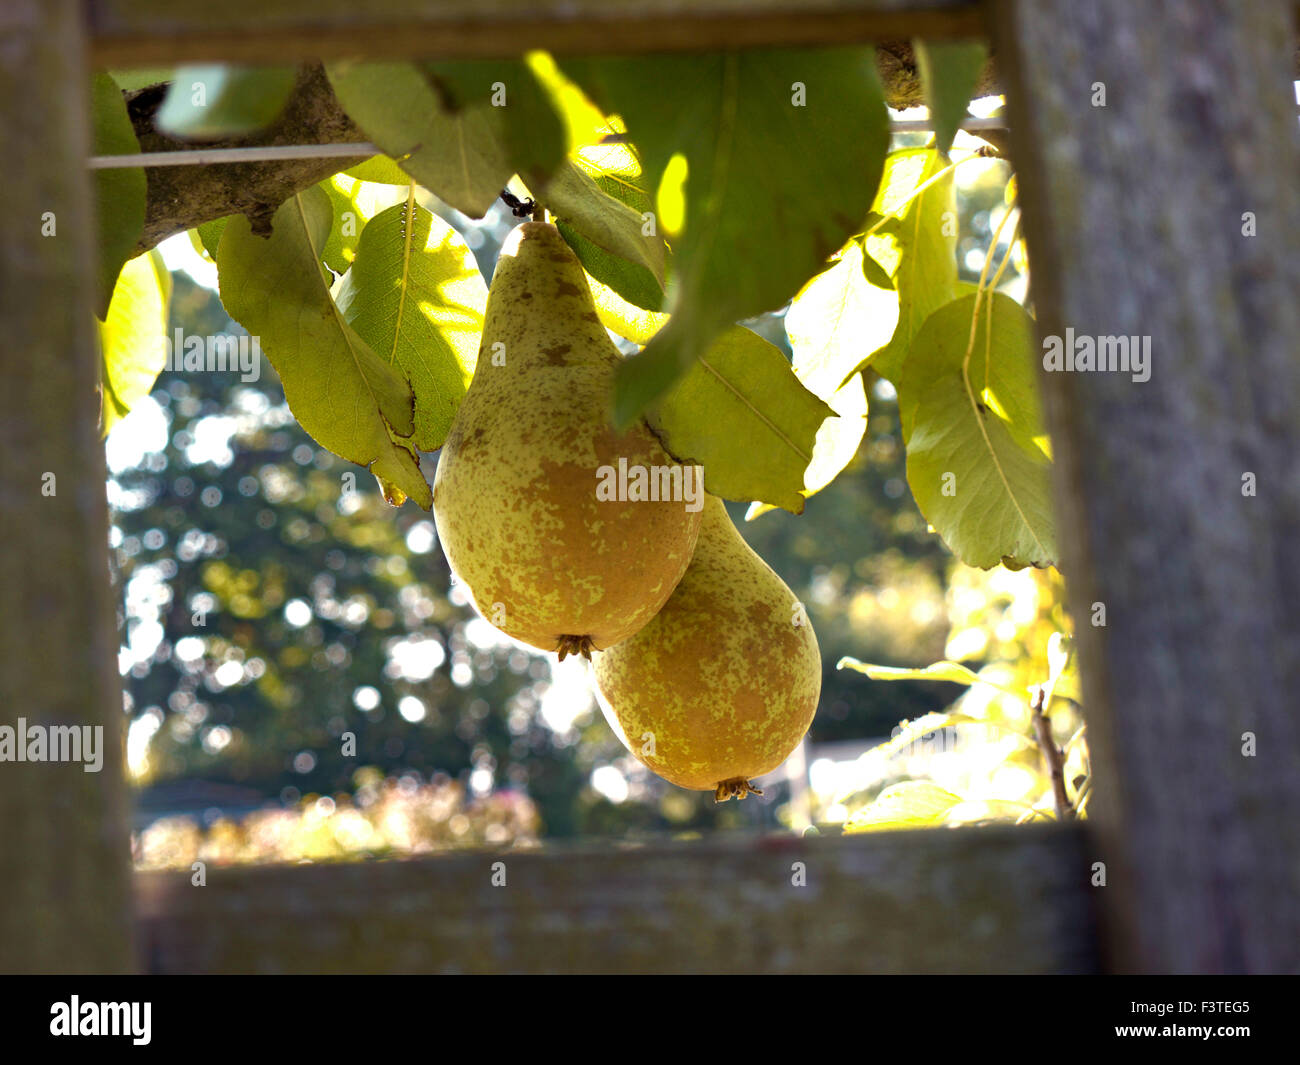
[[593, 493, 821, 800], [433, 221, 702, 658]]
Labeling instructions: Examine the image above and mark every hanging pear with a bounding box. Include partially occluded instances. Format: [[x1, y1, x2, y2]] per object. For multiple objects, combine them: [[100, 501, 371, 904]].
[[593, 493, 821, 800], [433, 221, 702, 658]]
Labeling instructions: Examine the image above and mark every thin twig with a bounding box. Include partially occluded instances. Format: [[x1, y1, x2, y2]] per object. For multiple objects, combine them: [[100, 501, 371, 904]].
[[1031, 685, 1073, 821]]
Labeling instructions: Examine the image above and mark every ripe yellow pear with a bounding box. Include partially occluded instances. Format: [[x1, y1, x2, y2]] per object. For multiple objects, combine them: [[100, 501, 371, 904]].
[[433, 221, 702, 658], [593, 493, 821, 800]]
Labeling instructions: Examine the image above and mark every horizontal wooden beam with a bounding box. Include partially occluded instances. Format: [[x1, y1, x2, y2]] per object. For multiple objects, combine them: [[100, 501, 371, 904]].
[[135, 824, 1097, 973], [88, 0, 987, 67]]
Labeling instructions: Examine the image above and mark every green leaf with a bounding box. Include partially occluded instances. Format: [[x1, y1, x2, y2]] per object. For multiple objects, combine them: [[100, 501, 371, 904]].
[[157, 65, 297, 139], [544, 160, 666, 307], [837, 657, 1025, 697], [913, 40, 988, 156], [90, 72, 146, 319], [334, 196, 487, 452], [649, 327, 832, 513], [775, 239, 903, 507], [844, 781, 965, 833], [195, 217, 228, 262], [860, 247, 896, 290], [563, 48, 889, 425], [860, 148, 958, 384], [216, 188, 431, 509], [587, 272, 668, 344], [787, 242, 898, 389], [897, 292, 1056, 569], [423, 59, 567, 190], [526, 51, 614, 151], [326, 60, 512, 218], [109, 69, 173, 92], [317, 173, 410, 276], [343, 156, 414, 185], [99, 250, 172, 437]]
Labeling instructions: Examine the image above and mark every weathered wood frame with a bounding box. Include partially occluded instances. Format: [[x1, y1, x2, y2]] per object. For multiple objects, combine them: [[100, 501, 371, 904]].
[[2, 0, 1297, 974]]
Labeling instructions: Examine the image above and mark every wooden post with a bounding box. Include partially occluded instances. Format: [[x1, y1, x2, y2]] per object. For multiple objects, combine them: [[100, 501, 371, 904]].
[[0, 0, 134, 972], [994, 0, 1300, 972]]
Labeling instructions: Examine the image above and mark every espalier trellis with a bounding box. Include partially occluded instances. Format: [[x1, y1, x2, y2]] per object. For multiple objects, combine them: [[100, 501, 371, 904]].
[[2, 0, 1298, 974]]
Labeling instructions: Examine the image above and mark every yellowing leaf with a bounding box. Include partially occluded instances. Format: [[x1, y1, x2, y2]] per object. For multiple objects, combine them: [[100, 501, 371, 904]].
[[334, 196, 487, 451], [588, 272, 668, 344], [217, 188, 431, 509], [319, 172, 410, 275], [99, 250, 171, 437], [838, 657, 1025, 697], [844, 781, 964, 833], [857, 149, 958, 384], [343, 156, 414, 185], [526, 51, 612, 152]]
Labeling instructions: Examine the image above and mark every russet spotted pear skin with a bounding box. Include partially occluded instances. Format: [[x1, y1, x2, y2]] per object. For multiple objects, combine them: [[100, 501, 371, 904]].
[[433, 222, 701, 657], [593, 493, 821, 799]]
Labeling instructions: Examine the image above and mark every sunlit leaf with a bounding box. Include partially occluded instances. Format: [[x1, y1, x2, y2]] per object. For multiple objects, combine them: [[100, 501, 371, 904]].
[[942, 799, 1043, 826], [543, 159, 666, 307], [216, 188, 431, 508], [526, 51, 612, 151], [897, 292, 1056, 569], [157, 65, 297, 139], [787, 242, 898, 390], [914, 40, 988, 155], [343, 156, 414, 185], [838, 656, 1025, 697], [649, 327, 832, 513], [563, 48, 889, 425], [334, 196, 487, 451], [99, 250, 171, 437], [588, 272, 668, 344], [843, 781, 964, 833], [326, 60, 512, 218], [859, 148, 958, 384], [90, 72, 146, 319], [773, 239, 900, 507], [317, 173, 410, 276]]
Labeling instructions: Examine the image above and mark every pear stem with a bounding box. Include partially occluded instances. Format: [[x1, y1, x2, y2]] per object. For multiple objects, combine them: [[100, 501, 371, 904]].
[[500, 189, 538, 218], [555, 634, 595, 661], [714, 778, 763, 802]]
